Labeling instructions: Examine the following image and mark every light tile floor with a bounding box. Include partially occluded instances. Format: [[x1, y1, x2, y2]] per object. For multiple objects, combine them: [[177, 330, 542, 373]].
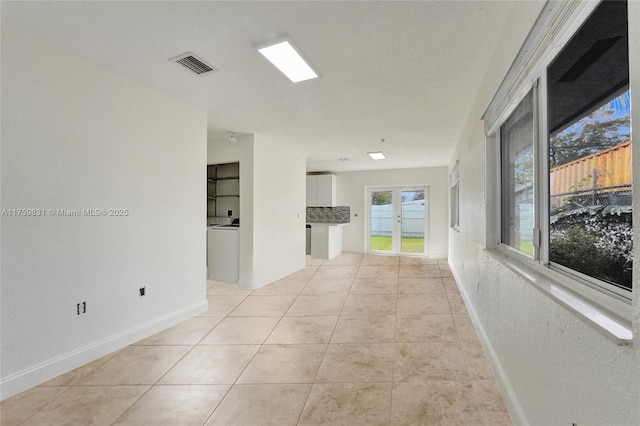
[[1, 254, 512, 426]]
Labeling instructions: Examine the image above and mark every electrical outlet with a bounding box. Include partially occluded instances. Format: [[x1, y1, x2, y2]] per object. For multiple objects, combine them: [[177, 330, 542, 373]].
[[76, 301, 86, 315], [139, 286, 146, 297]]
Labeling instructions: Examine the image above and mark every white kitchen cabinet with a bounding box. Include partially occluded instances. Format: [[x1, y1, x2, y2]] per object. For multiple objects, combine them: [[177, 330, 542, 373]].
[[306, 175, 318, 207], [310, 224, 344, 260], [306, 174, 336, 207], [316, 174, 336, 206]]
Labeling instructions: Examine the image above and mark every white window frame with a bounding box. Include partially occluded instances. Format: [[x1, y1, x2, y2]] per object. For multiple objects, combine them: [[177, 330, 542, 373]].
[[496, 86, 538, 262], [484, 0, 633, 338]]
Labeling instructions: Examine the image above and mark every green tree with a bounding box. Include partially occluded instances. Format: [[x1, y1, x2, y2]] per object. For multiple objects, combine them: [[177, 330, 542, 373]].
[[550, 108, 630, 168], [412, 191, 425, 201], [515, 152, 534, 185], [371, 192, 391, 205]]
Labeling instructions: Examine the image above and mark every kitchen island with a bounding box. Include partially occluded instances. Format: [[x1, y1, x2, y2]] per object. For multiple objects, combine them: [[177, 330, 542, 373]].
[[308, 222, 348, 260]]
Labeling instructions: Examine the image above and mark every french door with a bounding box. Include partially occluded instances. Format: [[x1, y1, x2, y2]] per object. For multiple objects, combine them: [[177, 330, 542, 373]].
[[366, 186, 428, 255]]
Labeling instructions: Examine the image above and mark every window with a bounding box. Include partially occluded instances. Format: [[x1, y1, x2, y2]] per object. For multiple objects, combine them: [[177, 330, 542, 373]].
[[546, 0, 631, 293], [492, 0, 632, 303], [500, 90, 535, 255], [450, 160, 459, 230]]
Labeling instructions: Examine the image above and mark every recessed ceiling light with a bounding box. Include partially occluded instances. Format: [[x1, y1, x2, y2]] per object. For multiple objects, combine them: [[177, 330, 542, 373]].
[[257, 40, 319, 83], [368, 151, 386, 160], [228, 132, 237, 144]]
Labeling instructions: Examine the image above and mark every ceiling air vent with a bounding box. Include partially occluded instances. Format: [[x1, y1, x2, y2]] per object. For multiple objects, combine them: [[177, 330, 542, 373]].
[[170, 52, 218, 75]]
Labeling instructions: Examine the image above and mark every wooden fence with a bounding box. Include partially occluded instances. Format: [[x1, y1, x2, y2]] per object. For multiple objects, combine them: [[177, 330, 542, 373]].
[[550, 140, 632, 208]]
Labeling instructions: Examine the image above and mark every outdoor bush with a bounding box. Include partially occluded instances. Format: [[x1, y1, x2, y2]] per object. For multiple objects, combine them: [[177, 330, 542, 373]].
[[550, 208, 632, 289]]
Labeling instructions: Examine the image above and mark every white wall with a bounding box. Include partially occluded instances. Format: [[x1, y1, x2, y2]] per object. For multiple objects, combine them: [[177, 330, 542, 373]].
[[449, 2, 640, 425], [207, 135, 306, 289], [1, 28, 208, 398], [336, 167, 448, 258], [252, 136, 306, 287]]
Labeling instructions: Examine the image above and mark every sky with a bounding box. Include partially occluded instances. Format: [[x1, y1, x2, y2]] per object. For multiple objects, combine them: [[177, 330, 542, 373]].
[[552, 89, 631, 143]]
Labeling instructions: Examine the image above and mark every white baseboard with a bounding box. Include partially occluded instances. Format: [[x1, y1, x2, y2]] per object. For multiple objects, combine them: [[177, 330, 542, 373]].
[[0, 300, 207, 400], [450, 266, 529, 426], [342, 249, 447, 259]]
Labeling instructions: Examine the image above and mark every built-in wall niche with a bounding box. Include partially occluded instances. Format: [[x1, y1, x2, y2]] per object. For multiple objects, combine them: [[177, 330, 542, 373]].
[[207, 162, 240, 218]]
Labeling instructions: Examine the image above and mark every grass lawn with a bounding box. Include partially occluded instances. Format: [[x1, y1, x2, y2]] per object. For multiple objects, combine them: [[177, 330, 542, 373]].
[[520, 240, 534, 256], [370, 236, 424, 253]]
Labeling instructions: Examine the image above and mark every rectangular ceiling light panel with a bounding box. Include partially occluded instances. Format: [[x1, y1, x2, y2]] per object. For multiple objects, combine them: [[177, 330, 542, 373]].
[[258, 40, 318, 83], [368, 152, 386, 160]]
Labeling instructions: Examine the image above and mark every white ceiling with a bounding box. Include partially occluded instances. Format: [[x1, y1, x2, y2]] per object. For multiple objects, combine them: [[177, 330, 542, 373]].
[[2, 1, 520, 172]]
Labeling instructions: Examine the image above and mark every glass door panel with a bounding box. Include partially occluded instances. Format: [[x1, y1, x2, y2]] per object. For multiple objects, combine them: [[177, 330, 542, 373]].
[[400, 190, 425, 254], [369, 190, 393, 252], [368, 187, 427, 255]]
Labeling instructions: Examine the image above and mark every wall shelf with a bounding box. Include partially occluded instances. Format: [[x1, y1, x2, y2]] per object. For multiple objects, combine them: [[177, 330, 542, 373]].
[[207, 176, 240, 182], [207, 162, 240, 218]]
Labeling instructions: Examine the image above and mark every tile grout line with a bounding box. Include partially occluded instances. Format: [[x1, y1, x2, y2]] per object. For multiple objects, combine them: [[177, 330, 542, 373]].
[[13, 386, 76, 426], [199, 285, 270, 426], [295, 257, 357, 425], [10, 256, 505, 426], [210, 262, 320, 426], [388, 265, 402, 425], [152, 288, 258, 424], [445, 272, 487, 424], [110, 291, 254, 426]]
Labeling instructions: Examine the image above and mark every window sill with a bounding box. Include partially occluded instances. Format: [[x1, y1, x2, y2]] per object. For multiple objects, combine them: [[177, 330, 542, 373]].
[[485, 248, 633, 346]]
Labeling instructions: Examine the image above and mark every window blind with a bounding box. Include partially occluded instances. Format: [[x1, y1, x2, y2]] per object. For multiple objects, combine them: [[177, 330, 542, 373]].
[[482, 0, 589, 135]]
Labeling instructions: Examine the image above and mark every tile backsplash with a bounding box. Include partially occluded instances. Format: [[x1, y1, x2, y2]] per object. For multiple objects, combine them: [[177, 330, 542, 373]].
[[306, 206, 350, 224]]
